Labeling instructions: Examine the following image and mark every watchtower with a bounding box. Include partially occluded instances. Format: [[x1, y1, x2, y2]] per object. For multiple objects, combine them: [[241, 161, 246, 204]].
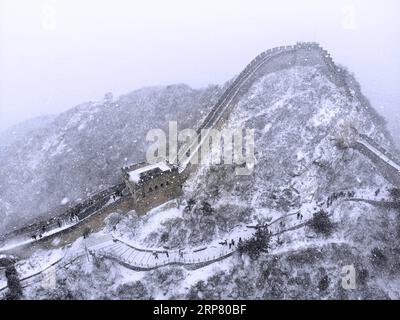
[[121, 160, 183, 214]]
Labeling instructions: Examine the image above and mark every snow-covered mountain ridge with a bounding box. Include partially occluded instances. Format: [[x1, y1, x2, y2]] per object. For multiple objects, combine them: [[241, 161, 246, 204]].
[[1, 43, 400, 299], [0, 84, 221, 233]]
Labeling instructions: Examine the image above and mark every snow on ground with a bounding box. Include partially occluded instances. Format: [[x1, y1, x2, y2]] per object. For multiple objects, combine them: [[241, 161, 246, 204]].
[[359, 138, 400, 171], [2, 190, 391, 296], [311, 99, 337, 127], [128, 161, 172, 183], [378, 277, 400, 300], [50, 140, 67, 158], [116, 264, 146, 283], [99, 192, 342, 269], [124, 201, 183, 244], [13, 247, 65, 283], [351, 186, 390, 201], [270, 230, 350, 257], [0, 221, 76, 252], [0, 269, 7, 291], [1, 179, 393, 294], [0, 195, 122, 253], [171, 258, 236, 299], [0, 238, 35, 253]]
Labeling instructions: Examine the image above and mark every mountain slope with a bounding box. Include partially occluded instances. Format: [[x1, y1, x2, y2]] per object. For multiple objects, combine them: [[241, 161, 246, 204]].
[[0, 84, 221, 234], [34, 59, 400, 299], [3, 45, 400, 299], [141, 64, 397, 250]]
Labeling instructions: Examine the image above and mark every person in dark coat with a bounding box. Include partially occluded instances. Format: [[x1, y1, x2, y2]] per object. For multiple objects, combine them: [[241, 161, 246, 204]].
[[83, 227, 91, 239]]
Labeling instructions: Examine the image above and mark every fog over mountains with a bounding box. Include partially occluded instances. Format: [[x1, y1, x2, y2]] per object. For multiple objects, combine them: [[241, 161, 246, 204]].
[[0, 84, 221, 233], [1, 42, 400, 299]]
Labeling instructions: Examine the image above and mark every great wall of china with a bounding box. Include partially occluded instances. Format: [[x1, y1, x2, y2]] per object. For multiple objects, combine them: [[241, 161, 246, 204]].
[[1, 42, 400, 294], [355, 134, 400, 186], [3, 41, 350, 253]]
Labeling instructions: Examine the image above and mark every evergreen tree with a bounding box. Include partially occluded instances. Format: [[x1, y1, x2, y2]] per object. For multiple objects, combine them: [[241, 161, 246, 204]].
[[237, 227, 270, 260], [309, 210, 335, 236]]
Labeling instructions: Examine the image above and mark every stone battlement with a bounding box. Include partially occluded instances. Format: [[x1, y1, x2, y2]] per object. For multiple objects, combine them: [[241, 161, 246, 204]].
[[121, 160, 183, 214], [0, 43, 356, 248]]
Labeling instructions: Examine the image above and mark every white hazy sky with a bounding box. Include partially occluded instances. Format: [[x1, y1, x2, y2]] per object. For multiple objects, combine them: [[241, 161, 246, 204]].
[[0, 0, 399, 139]]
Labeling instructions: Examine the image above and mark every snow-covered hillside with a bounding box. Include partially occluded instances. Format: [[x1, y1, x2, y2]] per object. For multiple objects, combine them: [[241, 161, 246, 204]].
[[0, 84, 221, 234], [1, 47, 400, 300]]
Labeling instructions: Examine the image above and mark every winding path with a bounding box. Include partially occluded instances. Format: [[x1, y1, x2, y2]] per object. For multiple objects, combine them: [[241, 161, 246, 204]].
[[178, 42, 344, 168], [0, 205, 316, 294], [2, 42, 400, 293], [0, 42, 350, 254]]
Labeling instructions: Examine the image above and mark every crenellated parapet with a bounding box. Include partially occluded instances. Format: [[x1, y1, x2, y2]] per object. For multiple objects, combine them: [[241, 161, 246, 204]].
[[121, 160, 183, 214], [0, 43, 357, 249], [239, 42, 345, 91], [178, 42, 354, 168], [0, 182, 126, 244]]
